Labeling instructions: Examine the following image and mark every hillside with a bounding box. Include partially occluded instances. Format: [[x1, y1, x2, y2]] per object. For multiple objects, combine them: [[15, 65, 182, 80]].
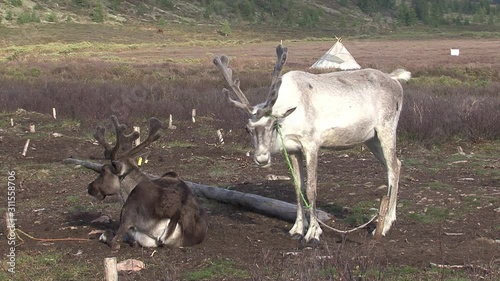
[[0, 0, 499, 40]]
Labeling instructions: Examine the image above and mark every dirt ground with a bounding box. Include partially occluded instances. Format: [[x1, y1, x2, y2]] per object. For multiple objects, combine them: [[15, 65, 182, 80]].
[[1, 39, 499, 280]]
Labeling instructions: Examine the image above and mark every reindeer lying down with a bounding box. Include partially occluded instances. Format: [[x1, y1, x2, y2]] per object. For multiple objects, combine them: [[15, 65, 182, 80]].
[[102, 171, 208, 250], [87, 116, 208, 250]]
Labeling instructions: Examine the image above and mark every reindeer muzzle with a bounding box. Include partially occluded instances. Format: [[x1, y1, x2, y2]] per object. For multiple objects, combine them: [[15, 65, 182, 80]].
[[255, 153, 271, 167], [88, 183, 106, 200]]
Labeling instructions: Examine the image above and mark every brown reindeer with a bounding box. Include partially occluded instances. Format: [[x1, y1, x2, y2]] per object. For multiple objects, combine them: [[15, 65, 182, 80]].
[[88, 116, 208, 250]]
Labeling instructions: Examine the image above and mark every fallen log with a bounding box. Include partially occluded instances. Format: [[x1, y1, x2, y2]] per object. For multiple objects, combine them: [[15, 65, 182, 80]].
[[63, 158, 333, 223]]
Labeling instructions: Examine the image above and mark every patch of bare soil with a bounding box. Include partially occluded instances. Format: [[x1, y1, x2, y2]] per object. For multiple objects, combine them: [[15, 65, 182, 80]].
[[1, 111, 499, 281]]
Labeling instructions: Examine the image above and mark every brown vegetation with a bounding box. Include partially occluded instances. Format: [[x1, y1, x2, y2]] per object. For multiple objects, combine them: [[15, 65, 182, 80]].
[[1, 39, 499, 144]]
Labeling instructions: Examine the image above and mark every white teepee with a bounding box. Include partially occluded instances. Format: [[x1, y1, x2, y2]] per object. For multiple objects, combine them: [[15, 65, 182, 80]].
[[311, 38, 361, 70]]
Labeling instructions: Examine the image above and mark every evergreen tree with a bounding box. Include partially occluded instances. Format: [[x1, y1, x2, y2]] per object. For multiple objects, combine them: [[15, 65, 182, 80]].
[[91, 0, 106, 23]]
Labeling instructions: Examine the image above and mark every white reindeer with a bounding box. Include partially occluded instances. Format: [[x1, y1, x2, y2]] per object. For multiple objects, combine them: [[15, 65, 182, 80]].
[[213, 45, 411, 244]]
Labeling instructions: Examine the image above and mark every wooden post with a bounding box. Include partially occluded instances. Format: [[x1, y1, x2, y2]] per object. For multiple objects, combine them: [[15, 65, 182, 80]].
[[191, 109, 196, 123], [168, 114, 176, 129], [10, 118, 14, 127], [217, 129, 224, 145], [22, 139, 30, 157], [29, 124, 35, 133], [374, 195, 389, 240], [104, 257, 118, 281], [133, 126, 140, 147], [52, 108, 57, 119], [5, 212, 12, 237]]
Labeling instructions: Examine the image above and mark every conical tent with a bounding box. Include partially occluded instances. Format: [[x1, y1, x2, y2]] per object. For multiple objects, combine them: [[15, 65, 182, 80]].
[[311, 39, 361, 70]]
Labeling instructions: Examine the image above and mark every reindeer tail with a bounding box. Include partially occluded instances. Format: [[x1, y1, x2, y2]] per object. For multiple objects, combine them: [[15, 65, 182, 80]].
[[390, 69, 411, 82]]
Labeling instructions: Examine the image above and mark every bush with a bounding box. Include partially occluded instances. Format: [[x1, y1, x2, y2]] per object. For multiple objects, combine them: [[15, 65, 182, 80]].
[[9, 0, 23, 7], [46, 12, 57, 23], [91, 0, 106, 23], [17, 11, 41, 24], [157, 0, 174, 10], [6, 10, 13, 21], [399, 84, 500, 143], [73, 0, 89, 8], [218, 20, 232, 36], [110, 0, 122, 13], [136, 3, 147, 16]]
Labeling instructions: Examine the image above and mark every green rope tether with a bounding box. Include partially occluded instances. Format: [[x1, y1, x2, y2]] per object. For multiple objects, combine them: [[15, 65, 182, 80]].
[[276, 124, 311, 209]]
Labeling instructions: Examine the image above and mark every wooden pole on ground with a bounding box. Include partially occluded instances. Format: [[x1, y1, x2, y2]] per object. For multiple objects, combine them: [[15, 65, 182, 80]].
[[22, 139, 30, 157], [104, 257, 118, 281], [62, 158, 333, 223], [52, 108, 57, 119]]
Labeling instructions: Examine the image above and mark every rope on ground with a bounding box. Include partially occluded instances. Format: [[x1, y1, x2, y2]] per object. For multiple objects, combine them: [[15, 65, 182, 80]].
[[317, 214, 377, 234], [15, 229, 91, 242]]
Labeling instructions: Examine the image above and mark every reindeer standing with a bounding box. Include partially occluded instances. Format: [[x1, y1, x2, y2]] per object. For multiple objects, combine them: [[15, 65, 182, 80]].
[[87, 116, 208, 250], [213, 45, 410, 244]]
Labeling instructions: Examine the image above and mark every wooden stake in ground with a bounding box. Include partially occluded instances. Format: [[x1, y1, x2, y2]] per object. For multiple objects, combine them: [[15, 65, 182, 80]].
[[133, 126, 141, 147], [374, 195, 389, 240], [5, 212, 13, 237], [104, 257, 118, 281], [168, 114, 177, 129], [22, 139, 30, 157], [192, 109, 196, 123], [10, 118, 14, 127], [52, 108, 57, 119], [217, 129, 224, 145], [29, 124, 35, 133]]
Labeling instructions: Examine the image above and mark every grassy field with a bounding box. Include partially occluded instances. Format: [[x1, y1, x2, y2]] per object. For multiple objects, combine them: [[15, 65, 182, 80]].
[[0, 22, 499, 280]]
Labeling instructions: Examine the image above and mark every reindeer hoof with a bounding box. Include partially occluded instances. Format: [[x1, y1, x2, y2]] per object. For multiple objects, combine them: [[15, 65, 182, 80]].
[[129, 240, 139, 248], [110, 243, 121, 251], [290, 233, 303, 240]]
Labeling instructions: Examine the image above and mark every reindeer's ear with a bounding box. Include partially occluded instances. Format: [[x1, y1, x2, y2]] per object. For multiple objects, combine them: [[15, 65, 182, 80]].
[[282, 107, 297, 118], [111, 161, 126, 176]]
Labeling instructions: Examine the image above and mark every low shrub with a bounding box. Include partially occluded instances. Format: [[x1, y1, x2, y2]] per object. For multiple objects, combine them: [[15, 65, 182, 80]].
[[0, 60, 498, 144]]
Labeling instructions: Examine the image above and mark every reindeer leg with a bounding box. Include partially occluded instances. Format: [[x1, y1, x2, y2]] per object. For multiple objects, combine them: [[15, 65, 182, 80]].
[[288, 152, 306, 239], [110, 219, 133, 250], [303, 148, 322, 244], [366, 128, 400, 236], [383, 156, 400, 235]]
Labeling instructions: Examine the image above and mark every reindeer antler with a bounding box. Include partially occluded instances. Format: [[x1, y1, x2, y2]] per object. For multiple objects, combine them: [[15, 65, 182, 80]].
[[109, 115, 140, 160], [94, 126, 113, 159], [270, 44, 288, 90], [94, 116, 140, 160], [214, 45, 288, 119], [213, 55, 253, 115], [255, 44, 288, 119], [121, 117, 163, 159]]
